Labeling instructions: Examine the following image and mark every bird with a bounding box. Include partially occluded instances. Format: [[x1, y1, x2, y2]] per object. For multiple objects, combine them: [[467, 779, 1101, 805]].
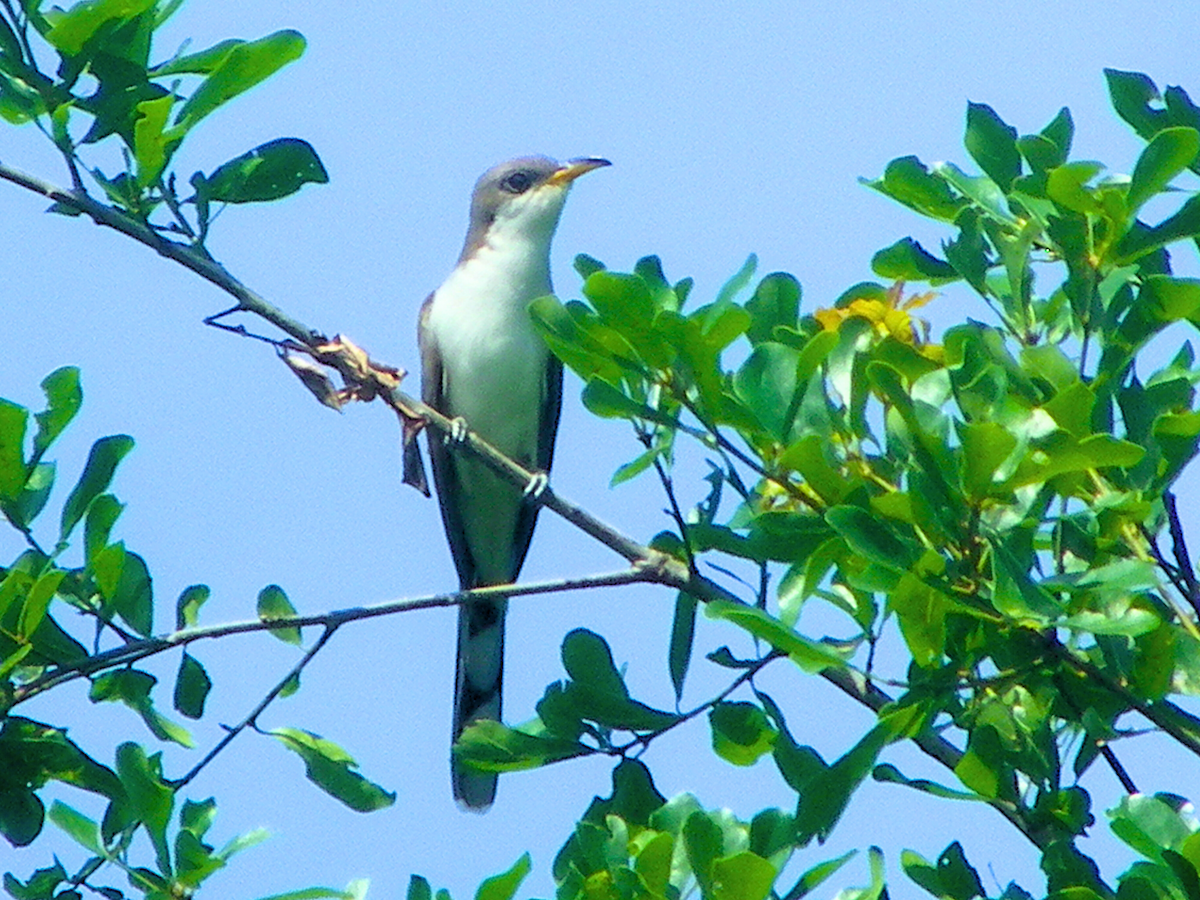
[[418, 155, 610, 809]]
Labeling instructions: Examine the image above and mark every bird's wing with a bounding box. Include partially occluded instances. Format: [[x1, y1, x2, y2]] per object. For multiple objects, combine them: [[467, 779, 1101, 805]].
[[509, 352, 563, 577], [419, 293, 477, 589]]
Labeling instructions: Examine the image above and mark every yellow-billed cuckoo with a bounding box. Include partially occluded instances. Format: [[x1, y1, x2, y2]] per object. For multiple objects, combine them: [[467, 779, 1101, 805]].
[[419, 155, 610, 809]]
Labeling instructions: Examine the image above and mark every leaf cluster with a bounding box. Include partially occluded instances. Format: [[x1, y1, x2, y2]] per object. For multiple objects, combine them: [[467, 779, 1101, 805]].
[[0, 368, 391, 900], [7, 15, 1200, 898], [491, 69, 1200, 900], [0, 0, 326, 243]]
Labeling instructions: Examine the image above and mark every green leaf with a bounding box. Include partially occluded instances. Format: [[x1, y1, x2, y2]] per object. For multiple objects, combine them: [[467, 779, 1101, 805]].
[[684, 811, 723, 892], [787, 850, 857, 899], [745, 273, 800, 345], [873, 763, 980, 801], [1117, 194, 1200, 262], [954, 725, 1002, 798], [6, 462, 55, 530], [581, 378, 660, 421], [888, 573, 946, 668], [795, 723, 899, 845], [1109, 794, 1196, 859], [610, 444, 662, 487], [711, 851, 776, 900], [115, 743, 173, 871], [1041, 107, 1075, 160], [151, 38, 244, 76], [965, 102, 1021, 190], [47, 801, 103, 854], [200, 138, 329, 203], [84, 493, 124, 563], [936, 842, 985, 900], [706, 602, 847, 673], [133, 93, 179, 186], [257, 584, 301, 645], [175, 30, 306, 131], [111, 549, 152, 636], [709, 702, 777, 766], [959, 421, 1018, 498], [174, 652, 211, 719], [90, 540, 125, 602], [734, 343, 800, 441], [1106, 70, 1200, 174], [32, 367, 82, 464], [475, 853, 531, 900], [529, 296, 628, 385], [668, 591, 697, 702], [407, 876, 432, 900], [0, 788, 43, 848], [1046, 161, 1105, 215], [0, 399, 28, 501], [90, 669, 194, 747], [1, 862, 67, 900], [19, 567, 64, 638], [1127, 127, 1200, 216], [45, 0, 157, 55], [871, 237, 958, 283], [932, 160, 1014, 223], [176, 584, 211, 629], [270, 727, 396, 812], [574, 253, 606, 279], [454, 719, 590, 772], [861, 155, 966, 221], [713, 254, 758, 309], [826, 504, 918, 571], [1008, 433, 1144, 487], [559, 629, 680, 731], [59, 435, 135, 541]]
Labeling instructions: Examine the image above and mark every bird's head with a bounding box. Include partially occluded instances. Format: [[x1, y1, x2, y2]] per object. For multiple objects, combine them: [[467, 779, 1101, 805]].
[[460, 156, 610, 262]]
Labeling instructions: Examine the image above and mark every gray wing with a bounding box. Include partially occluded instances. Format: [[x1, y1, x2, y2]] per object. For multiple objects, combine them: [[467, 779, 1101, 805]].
[[419, 293, 478, 589], [509, 352, 563, 578]]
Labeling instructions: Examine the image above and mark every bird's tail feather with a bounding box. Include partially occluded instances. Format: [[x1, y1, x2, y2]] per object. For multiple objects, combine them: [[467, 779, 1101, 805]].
[[452, 597, 506, 810]]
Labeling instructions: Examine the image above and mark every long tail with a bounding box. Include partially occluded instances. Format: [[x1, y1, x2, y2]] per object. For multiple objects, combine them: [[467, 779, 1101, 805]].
[[452, 596, 506, 810]]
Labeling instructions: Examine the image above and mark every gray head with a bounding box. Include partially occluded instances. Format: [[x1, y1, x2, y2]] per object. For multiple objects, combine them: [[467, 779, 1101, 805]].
[[459, 156, 610, 262]]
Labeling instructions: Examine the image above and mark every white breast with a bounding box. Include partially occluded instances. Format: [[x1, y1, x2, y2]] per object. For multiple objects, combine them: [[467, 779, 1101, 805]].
[[424, 227, 553, 460]]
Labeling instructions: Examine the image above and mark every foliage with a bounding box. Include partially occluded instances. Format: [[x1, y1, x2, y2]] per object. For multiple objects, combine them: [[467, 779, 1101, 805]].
[[4, 2, 1200, 897], [0, 0, 325, 244]]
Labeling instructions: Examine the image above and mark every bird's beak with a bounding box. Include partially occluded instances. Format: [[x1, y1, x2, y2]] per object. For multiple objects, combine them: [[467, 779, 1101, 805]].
[[546, 157, 611, 186]]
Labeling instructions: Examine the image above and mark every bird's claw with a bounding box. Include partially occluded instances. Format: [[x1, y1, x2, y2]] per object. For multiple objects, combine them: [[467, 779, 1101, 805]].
[[446, 417, 469, 443], [523, 471, 550, 499]]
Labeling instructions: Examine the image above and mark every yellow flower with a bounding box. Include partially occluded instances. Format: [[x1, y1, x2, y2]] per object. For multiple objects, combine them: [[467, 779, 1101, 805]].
[[814, 282, 943, 362]]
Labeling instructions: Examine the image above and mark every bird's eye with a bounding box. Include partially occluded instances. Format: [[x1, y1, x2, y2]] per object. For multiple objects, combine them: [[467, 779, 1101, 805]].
[[501, 171, 535, 194]]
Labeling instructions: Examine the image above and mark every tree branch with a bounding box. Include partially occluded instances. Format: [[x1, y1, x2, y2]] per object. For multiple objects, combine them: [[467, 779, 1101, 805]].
[[12, 567, 654, 704], [172, 623, 339, 789]]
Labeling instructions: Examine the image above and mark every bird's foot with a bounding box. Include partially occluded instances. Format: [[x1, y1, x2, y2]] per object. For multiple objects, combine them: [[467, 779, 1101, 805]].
[[447, 417, 469, 443], [523, 471, 550, 499]]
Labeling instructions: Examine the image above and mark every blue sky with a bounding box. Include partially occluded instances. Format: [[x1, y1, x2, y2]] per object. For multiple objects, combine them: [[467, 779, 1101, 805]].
[[3, 1, 1200, 897]]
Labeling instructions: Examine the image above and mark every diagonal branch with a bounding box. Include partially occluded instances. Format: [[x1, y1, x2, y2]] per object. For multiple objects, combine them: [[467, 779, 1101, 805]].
[[172, 623, 339, 790]]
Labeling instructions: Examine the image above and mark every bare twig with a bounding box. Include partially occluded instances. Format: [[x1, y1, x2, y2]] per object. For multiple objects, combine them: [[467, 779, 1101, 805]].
[[1166, 493, 1200, 618], [172, 624, 339, 789], [11, 568, 660, 704]]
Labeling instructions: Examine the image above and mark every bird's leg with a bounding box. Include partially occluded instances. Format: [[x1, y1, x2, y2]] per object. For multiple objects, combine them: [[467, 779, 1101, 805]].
[[523, 471, 550, 500]]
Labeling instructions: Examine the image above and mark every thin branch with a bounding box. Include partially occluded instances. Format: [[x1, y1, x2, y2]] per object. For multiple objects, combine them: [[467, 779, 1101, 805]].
[[1043, 636, 1200, 760], [1, 159, 726, 599], [0, 160, 323, 347], [1166, 492, 1200, 618], [614, 650, 785, 754], [818, 665, 1056, 850], [650, 446, 697, 576], [11, 568, 657, 704], [172, 623, 338, 789]]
